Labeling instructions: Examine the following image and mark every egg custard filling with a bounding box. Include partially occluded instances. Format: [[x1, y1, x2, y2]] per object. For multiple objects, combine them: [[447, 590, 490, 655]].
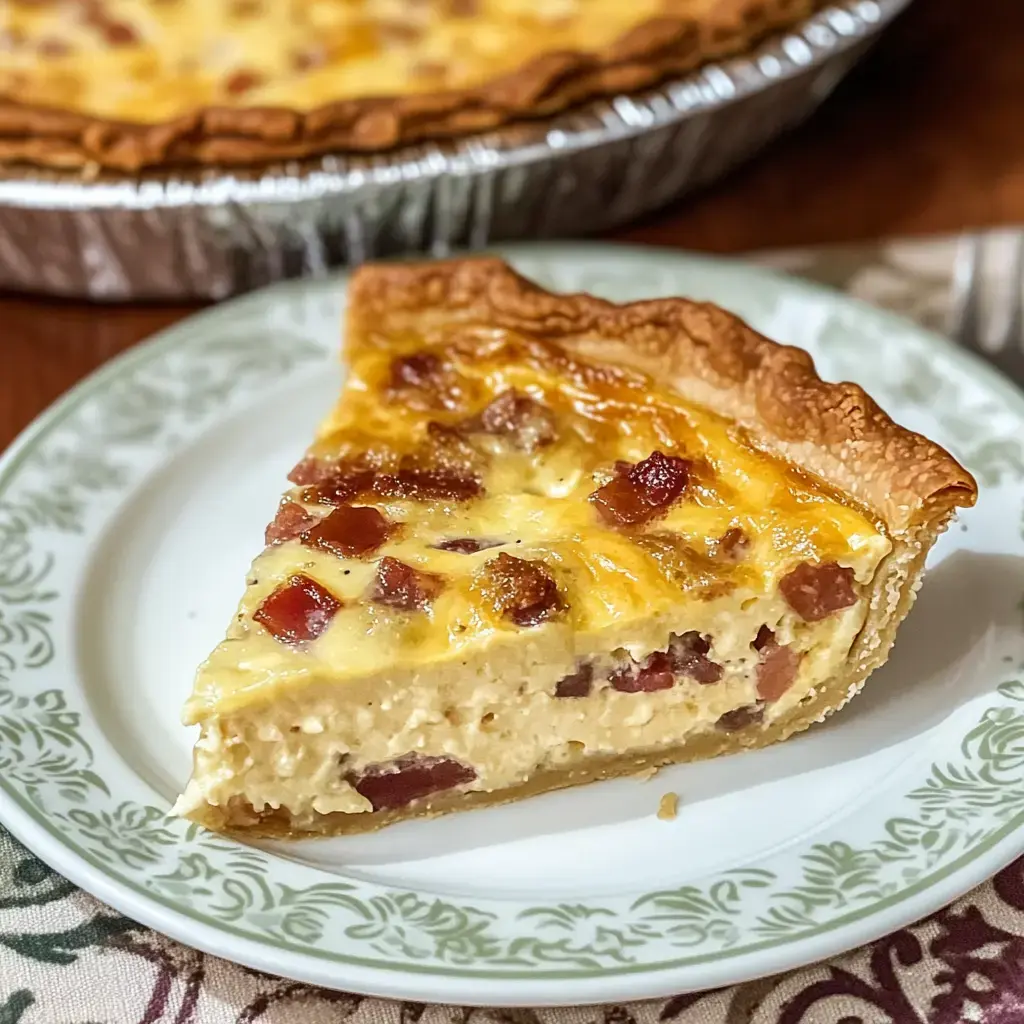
[[174, 258, 977, 836]]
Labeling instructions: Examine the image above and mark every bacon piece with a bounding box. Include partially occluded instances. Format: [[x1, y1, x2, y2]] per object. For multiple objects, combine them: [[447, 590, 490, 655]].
[[468, 390, 556, 452], [369, 557, 445, 611], [264, 499, 316, 545], [225, 68, 264, 95], [426, 421, 464, 445], [300, 465, 375, 506], [432, 537, 502, 554], [780, 562, 858, 622], [287, 457, 325, 486], [555, 664, 593, 698], [716, 527, 750, 561], [390, 352, 444, 391], [751, 627, 801, 702], [300, 505, 392, 558], [611, 652, 675, 693], [669, 631, 724, 684], [716, 704, 765, 732], [253, 575, 340, 645], [752, 624, 773, 651], [478, 552, 565, 627], [350, 754, 476, 811], [100, 19, 138, 44], [373, 466, 482, 502], [80, 1, 140, 46], [590, 451, 690, 527], [387, 352, 459, 409]]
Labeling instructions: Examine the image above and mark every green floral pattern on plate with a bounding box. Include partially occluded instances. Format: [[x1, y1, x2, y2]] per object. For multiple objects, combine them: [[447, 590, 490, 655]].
[[0, 246, 1023, 988]]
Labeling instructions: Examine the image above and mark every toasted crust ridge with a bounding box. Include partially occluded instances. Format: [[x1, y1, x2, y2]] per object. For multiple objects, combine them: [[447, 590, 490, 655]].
[[348, 256, 978, 533], [0, 0, 822, 171]]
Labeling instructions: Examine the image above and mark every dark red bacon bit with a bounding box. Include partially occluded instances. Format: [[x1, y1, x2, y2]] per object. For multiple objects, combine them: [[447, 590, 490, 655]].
[[555, 663, 593, 698], [716, 527, 750, 561], [300, 505, 392, 558], [432, 537, 502, 554], [100, 19, 138, 44], [79, 1, 140, 46], [751, 627, 801, 702], [590, 451, 690, 527], [468, 390, 556, 452], [390, 352, 444, 391], [611, 652, 675, 693], [369, 557, 445, 611], [752, 624, 774, 651], [387, 352, 458, 408], [350, 754, 476, 811], [780, 562, 858, 622], [373, 466, 482, 502], [253, 575, 340, 645], [287, 457, 325, 486], [225, 68, 264, 95], [426, 421, 465, 445], [300, 465, 375, 506], [716, 704, 765, 732], [478, 553, 565, 627], [264, 499, 317, 545], [669, 631, 724, 684]]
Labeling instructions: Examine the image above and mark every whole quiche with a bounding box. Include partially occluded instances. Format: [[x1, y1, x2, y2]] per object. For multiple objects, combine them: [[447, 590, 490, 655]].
[[1, 0, 824, 170]]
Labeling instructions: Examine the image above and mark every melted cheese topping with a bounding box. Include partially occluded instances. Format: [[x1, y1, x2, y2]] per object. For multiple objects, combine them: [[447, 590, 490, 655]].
[[184, 316, 891, 722], [1, 0, 711, 122]]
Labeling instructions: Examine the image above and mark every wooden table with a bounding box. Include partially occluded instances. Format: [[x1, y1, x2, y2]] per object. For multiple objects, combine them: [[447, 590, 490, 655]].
[[2, 0, 1021, 452]]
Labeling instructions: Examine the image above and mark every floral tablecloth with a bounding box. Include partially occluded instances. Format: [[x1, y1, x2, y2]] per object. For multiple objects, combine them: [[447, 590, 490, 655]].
[[4, 234, 1022, 1024]]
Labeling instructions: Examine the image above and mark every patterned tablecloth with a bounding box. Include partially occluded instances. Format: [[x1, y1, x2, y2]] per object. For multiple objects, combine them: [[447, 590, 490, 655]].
[[5, 235, 1022, 1024]]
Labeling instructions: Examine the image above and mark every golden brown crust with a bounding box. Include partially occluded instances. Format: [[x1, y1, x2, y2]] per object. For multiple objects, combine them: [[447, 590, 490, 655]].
[[0, 0, 822, 172], [347, 256, 978, 535]]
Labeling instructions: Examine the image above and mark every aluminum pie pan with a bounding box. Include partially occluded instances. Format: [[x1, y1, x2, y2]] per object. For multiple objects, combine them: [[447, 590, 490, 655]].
[[0, 0, 910, 301]]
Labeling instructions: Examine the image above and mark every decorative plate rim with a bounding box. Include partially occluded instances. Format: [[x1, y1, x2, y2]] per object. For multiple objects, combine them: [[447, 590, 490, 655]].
[[0, 243, 1022, 1006]]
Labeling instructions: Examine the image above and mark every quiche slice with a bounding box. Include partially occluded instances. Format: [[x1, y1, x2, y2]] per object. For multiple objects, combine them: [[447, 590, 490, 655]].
[[174, 257, 977, 837]]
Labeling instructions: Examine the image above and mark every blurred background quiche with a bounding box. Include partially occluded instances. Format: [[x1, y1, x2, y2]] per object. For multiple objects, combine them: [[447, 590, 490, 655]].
[[0, 0, 823, 169]]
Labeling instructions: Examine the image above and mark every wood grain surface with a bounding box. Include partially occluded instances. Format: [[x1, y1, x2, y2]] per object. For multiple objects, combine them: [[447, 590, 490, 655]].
[[1, 0, 1021, 452]]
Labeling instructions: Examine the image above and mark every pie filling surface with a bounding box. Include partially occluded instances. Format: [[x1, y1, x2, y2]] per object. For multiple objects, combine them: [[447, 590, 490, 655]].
[[173, 258, 976, 835]]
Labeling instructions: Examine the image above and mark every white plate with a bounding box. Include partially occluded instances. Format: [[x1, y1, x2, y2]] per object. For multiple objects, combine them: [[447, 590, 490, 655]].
[[1, 244, 1023, 1007]]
